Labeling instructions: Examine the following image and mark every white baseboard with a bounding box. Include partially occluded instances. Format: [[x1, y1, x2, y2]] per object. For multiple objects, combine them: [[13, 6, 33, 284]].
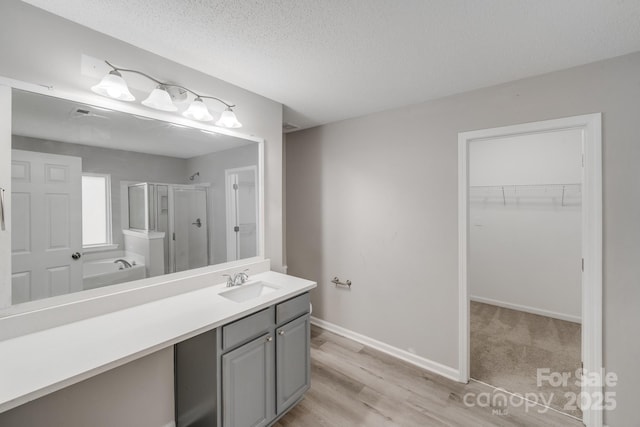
[[310, 316, 461, 383], [470, 295, 581, 324], [161, 422, 176, 427]]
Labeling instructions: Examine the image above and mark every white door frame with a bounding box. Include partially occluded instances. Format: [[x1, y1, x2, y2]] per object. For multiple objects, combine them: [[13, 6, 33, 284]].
[[458, 114, 602, 427]]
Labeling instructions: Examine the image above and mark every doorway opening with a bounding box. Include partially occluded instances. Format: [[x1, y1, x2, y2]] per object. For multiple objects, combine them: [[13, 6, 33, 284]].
[[458, 114, 602, 427]]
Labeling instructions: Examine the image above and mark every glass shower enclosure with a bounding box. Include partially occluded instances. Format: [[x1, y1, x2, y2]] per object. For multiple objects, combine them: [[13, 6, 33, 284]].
[[128, 182, 209, 273]]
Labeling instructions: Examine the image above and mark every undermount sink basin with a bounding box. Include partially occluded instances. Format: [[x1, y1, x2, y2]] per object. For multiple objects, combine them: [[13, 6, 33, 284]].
[[219, 281, 280, 303]]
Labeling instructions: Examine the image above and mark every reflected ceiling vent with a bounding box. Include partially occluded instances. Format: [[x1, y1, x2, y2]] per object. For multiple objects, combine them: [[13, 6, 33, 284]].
[[70, 108, 108, 120], [282, 122, 299, 132]]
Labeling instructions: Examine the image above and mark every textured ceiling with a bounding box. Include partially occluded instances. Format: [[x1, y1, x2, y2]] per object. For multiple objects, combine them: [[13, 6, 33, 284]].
[[21, 0, 640, 131]]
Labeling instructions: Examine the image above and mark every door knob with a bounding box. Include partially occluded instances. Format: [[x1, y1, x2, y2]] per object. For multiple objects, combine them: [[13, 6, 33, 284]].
[[71, 252, 82, 260]]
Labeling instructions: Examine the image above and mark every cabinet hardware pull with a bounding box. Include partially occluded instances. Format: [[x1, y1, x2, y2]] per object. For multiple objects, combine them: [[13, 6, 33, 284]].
[[278, 330, 284, 335], [266, 336, 273, 342]]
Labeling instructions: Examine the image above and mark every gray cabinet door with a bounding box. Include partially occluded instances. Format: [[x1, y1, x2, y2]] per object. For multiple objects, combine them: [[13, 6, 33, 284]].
[[276, 315, 310, 414], [222, 333, 275, 427]]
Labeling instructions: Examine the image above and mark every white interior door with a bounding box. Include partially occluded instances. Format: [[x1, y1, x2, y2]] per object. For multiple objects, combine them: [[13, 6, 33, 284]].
[[226, 166, 258, 262], [11, 149, 82, 304]]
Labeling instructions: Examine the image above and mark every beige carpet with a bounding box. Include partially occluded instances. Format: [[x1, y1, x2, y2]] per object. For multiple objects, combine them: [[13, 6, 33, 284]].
[[470, 301, 582, 419]]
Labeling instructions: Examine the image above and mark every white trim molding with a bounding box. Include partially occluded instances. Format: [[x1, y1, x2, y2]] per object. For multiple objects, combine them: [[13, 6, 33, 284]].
[[310, 316, 460, 383], [458, 113, 603, 427]]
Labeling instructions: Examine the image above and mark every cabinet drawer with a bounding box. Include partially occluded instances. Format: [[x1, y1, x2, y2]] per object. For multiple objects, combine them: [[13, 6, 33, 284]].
[[276, 293, 310, 325], [222, 307, 274, 351]]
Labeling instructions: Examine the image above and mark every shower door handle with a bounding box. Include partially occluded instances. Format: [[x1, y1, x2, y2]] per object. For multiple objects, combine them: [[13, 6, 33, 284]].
[[191, 218, 202, 228]]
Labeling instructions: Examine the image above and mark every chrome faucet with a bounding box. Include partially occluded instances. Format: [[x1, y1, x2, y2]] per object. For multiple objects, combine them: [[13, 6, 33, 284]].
[[114, 259, 132, 269], [223, 270, 250, 287]]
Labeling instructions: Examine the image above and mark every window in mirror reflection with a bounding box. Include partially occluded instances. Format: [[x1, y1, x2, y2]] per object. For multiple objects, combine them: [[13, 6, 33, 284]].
[[82, 174, 112, 247], [8, 89, 262, 307]]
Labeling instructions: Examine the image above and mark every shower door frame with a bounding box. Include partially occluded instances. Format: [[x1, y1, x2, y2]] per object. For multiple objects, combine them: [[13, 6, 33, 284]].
[[458, 114, 602, 427]]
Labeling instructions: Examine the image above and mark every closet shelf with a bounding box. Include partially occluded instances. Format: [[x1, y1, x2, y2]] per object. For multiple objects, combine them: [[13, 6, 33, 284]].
[[469, 183, 581, 189], [469, 183, 581, 206]]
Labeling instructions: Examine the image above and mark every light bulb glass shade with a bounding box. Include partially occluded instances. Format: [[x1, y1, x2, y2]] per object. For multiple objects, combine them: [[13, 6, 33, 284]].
[[182, 97, 213, 121], [215, 108, 242, 128], [142, 86, 178, 112], [91, 70, 135, 101]]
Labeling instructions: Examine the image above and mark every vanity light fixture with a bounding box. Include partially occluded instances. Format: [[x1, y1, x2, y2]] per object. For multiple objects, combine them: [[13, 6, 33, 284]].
[[216, 107, 243, 128], [183, 97, 214, 121], [91, 69, 135, 101], [142, 85, 178, 112], [91, 60, 242, 128]]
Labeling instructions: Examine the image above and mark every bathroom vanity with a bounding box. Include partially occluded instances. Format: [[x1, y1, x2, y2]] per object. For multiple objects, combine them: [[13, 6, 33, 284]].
[[175, 292, 311, 426], [0, 268, 315, 422]]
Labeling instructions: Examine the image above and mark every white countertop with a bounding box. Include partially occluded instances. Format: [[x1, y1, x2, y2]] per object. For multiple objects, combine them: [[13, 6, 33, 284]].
[[0, 271, 316, 413]]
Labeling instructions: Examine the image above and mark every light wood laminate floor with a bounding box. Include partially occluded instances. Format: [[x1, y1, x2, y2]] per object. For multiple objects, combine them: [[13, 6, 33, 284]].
[[275, 325, 582, 427]]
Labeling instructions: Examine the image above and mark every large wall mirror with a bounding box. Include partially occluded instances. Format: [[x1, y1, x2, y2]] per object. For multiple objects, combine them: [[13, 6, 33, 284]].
[[8, 89, 263, 307]]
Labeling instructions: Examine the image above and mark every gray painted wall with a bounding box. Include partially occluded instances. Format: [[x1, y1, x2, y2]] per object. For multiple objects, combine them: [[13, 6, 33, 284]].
[[0, 348, 174, 427], [187, 144, 259, 265], [13, 135, 190, 250], [286, 52, 640, 425]]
